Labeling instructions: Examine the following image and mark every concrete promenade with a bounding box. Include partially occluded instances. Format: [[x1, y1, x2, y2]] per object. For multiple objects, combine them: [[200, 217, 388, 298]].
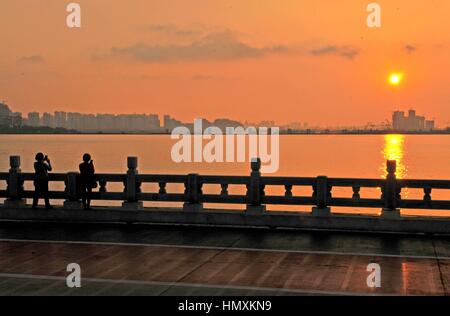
[[2, 206, 450, 235], [0, 221, 449, 296]]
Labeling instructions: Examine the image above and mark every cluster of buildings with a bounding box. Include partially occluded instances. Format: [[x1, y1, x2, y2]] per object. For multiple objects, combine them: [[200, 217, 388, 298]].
[[392, 110, 435, 132], [0, 102, 246, 133], [0, 101, 165, 132], [25, 112, 246, 133], [27, 111, 163, 132]]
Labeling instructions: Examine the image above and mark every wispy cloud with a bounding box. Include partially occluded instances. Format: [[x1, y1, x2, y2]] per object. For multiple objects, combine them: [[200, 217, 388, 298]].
[[17, 54, 45, 64], [147, 24, 204, 38], [309, 45, 360, 60], [102, 31, 290, 63]]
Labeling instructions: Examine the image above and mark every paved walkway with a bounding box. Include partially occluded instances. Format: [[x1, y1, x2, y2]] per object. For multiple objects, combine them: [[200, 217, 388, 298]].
[[0, 222, 449, 295]]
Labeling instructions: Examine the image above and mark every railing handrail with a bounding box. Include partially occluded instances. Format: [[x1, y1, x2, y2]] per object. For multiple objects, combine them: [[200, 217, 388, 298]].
[[9, 173, 450, 186], [5, 172, 450, 185]]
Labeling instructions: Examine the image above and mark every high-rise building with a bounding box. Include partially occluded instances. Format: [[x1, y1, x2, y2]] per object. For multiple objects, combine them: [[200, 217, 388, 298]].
[[148, 114, 160, 129], [54, 111, 67, 128], [67, 112, 83, 130], [97, 114, 116, 131], [27, 112, 40, 127], [392, 111, 405, 130], [81, 114, 97, 131], [41, 113, 54, 128]]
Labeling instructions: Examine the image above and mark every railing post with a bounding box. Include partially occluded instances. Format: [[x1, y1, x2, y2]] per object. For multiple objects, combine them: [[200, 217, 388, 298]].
[[382, 160, 401, 219], [122, 156, 143, 210], [312, 176, 331, 216], [4, 155, 26, 208], [183, 173, 203, 211], [246, 158, 266, 214], [63, 172, 83, 209]]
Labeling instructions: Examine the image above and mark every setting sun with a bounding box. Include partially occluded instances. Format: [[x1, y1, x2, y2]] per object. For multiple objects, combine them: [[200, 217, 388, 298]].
[[389, 73, 404, 86]]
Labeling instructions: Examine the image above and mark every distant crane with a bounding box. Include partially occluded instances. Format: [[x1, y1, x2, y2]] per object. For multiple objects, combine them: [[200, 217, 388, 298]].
[[384, 119, 392, 129]]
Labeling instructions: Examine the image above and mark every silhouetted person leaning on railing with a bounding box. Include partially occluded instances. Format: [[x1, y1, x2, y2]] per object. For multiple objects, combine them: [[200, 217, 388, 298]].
[[32, 153, 53, 209], [79, 153, 96, 210]]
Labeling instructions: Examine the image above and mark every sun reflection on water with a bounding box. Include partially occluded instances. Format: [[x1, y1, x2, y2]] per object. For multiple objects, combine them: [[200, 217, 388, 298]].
[[381, 135, 407, 179]]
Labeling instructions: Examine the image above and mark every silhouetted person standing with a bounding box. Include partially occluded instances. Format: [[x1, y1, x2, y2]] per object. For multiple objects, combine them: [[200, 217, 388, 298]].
[[79, 153, 96, 210], [32, 153, 52, 209]]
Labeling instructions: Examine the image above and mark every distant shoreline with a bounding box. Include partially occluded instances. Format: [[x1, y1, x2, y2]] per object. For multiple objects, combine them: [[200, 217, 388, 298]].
[[0, 129, 449, 136]]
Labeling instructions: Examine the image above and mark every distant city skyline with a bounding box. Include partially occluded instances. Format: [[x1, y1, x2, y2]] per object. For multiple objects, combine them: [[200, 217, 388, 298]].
[[0, 101, 445, 133], [21, 105, 310, 132]]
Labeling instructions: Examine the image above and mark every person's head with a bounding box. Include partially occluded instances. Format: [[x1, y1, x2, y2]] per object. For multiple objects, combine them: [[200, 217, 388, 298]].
[[35, 152, 44, 161], [82, 153, 91, 162]]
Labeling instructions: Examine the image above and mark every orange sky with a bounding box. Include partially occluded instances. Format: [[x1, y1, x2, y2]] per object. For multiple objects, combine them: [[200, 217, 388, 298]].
[[0, 0, 449, 126]]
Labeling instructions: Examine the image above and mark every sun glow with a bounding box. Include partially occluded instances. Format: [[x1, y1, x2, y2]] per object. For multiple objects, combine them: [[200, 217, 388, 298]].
[[389, 73, 404, 86]]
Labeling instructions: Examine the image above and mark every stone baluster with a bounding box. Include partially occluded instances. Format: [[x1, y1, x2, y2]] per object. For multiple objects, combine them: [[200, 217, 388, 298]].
[[158, 182, 167, 195], [423, 187, 432, 203], [5, 156, 26, 208], [381, 160, 401, 219], [122, 157, 143, 209], [63, 172, 83, 209], [246, 158, 266, 214], [312, 176, 331, 216], [99, 179, 107, 193], [285, 184, 293, 197], [352, 185, 361, 200], [183, 173, 203, 211], [220, 183, 229, 196]]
